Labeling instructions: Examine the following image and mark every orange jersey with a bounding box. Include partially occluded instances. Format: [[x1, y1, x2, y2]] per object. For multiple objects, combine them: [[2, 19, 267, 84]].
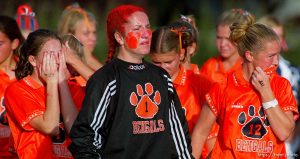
[[190, 63, 200, 75], [5, 76, 54, 159], [67, 78, 85, 111], [200, 55, 242, 84], [69, 75, 86, 87], [173, 65, 214, 133], [0, 69, 17, 159], [52, 79, 85, 159], [206, 67, 299, 159], [200, 55, 242, 158]]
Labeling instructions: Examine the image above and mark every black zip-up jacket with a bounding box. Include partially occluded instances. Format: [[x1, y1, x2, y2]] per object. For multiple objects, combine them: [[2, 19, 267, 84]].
[[69, 58, 193, 159]]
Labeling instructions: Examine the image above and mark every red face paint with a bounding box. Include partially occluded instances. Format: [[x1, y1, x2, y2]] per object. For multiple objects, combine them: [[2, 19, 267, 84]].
[[125, 32, 141, 49]]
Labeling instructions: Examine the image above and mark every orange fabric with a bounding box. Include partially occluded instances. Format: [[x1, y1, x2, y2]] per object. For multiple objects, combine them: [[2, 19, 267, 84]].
[[174, 66, 215, 159], [190, 63, 200, 75], [206, 67, 299, 159], [69, 76, 86, 87], [200, 55, 242, 84], [0, 69, 17, 159], [173, 65, 214, 133], [68, 79, 85, 111], [199, 55, 242, 158], [5, 76, 54, 159]]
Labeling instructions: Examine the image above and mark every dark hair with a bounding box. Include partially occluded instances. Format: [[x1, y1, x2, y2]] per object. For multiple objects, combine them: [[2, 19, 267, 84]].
[[150, 26, 181, 55], [105, 4, 145, 63], [15, 29, 62, 80], [0, 15, 25, 55], [169, 19, 199, 57]]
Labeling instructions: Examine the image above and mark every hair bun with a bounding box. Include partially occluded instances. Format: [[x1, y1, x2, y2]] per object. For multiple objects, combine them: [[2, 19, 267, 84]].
[[229, 11, 255, 43]]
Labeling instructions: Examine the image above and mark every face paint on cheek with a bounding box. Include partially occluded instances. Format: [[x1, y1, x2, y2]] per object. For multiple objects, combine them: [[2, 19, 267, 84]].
[[125, 32, 141, 49]]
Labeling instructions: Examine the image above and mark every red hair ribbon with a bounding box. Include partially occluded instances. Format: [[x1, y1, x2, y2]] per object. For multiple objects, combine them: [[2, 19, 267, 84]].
[[16, 4, 38, 31]]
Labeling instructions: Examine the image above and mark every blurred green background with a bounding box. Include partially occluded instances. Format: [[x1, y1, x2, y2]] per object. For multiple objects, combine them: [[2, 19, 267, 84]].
[[1, 0, 300, 67]]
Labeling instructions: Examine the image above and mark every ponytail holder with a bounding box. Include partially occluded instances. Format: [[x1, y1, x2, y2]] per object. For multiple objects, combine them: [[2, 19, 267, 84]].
[[243, 11, 249, 16], [180, 15, 192, 24], [171, 27, 182, 51], [16, 4, 38, 31], [170, 26, 192, 52], [232, 8, 249, 17]]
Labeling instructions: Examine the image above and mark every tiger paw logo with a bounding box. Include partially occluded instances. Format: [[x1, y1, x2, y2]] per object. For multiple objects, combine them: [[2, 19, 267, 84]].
[[130, 83, 161, 119], [238, 105, 270, 139]]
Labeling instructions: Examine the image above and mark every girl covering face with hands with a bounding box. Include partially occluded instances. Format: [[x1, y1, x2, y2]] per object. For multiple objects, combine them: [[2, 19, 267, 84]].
[[5, 29, 77, 159]]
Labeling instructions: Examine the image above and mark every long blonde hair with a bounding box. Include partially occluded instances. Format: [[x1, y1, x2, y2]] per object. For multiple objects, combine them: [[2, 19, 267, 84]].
[[57, 4, 96, 35]]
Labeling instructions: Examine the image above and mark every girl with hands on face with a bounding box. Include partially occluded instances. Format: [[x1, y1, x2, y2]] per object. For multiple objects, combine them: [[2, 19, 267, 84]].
[[251, 67, 272, 91], [191, 11, 299, 159], [39, 51, 59, 83], [58, 4, 103, 71], [4, 29, 78, 159], [61, 34, 94, 86]]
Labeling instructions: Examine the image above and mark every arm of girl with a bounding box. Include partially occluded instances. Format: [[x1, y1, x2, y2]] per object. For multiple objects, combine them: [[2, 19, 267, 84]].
[[191, 103, 216, 159], [83, 47, 103, 71], [64, 43, 94, 80], [58, 49, 78, 134]]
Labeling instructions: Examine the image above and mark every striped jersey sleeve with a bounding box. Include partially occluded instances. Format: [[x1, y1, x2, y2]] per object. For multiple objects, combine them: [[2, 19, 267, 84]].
[[69, 73, 117, 158], [90, 80, 116, 149]]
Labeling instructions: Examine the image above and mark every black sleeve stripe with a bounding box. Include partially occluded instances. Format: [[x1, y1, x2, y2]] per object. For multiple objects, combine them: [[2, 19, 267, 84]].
[[169, 101, 192, 159], [90, 80, 117, 149]]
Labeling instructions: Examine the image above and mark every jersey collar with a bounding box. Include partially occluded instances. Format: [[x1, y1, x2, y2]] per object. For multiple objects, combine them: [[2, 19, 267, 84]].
[[115, 58, 147, 71], [23, 76, 43, 89], [173, 65, 187, 86]]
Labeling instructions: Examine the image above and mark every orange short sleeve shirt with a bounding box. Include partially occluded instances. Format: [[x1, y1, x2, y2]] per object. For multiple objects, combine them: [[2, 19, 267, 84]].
[[5, 76, 54, 159], [173, 66, 214, 132], [0, 70, 17, 158], [206, 68, 299, 158], [200, 56, 242, 84]]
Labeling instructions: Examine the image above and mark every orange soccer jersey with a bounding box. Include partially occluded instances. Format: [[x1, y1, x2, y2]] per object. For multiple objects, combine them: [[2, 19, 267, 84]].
[[200, 55, 242, 84], [0, 69, 17, 159], [5, 76, 54, 159], [190, 63, 200, 75], [68, 77, 85, 111], [199, 55, 242, 157], [173, 65, 214, 133], [206, 67, 299, 159], [69, 75, 86, 87]]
